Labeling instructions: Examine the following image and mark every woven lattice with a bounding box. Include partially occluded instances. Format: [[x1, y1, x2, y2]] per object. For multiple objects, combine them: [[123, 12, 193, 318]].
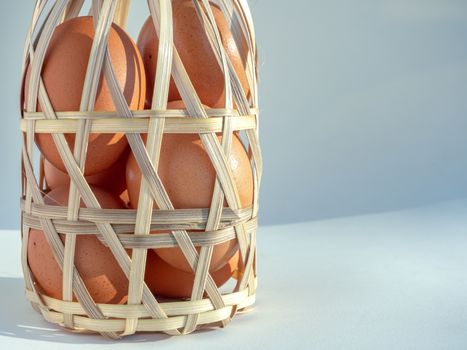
[[19, 0, 261, 338]]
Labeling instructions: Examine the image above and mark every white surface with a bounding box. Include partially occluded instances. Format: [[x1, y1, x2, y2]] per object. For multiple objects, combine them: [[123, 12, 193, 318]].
[[1, 200, 467, 349]]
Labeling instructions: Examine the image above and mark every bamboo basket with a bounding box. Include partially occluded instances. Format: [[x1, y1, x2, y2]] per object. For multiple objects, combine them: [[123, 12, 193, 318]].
[[19, 0, 261, 338]]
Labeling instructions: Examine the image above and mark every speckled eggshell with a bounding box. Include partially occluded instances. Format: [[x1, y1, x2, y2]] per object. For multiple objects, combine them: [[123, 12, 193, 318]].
[[145, 249, 239, 299], [43, 146, 130, 204], [27, 185, 129, 304], [25, 16, 146, 175], [126, 100, 253, 273], [137, 0, 249, 107]]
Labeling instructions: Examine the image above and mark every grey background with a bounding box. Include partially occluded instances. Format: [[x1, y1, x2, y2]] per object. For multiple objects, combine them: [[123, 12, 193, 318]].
[[1, 0, 467, 229]]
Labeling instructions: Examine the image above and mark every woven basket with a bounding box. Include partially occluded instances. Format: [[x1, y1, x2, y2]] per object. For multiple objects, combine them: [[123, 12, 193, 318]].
[[19, 0, 261, 338]]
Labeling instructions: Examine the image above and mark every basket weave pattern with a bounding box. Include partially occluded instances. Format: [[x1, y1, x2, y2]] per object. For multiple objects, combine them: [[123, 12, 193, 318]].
[[19, 0, 261, 338]]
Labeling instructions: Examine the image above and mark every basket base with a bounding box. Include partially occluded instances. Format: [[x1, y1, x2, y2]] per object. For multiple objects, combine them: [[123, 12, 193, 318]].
[[24, 281, 257, 338]]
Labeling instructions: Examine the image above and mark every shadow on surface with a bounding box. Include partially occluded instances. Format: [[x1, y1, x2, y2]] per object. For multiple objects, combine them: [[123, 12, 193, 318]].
[[0, 276, 182, 344]]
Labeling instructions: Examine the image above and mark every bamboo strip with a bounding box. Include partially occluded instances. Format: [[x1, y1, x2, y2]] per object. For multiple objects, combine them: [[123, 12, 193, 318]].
[[22, 107, 259, 119], [20, 115, 256, 133], [113, 0, 131, 29], [22, 217, 257, 239], [21, 199, 252, 224], [29, 294, 255, 333], [26, 286, 256, 318]]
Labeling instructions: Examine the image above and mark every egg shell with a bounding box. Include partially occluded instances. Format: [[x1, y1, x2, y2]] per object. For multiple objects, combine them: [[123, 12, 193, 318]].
[[126, 101, 253, 273], [144, 249, 239, 299], [25, 16, 146, 175], [137, 0, 249, 107], [43, 146, 130, 203], [27, 185, 128, 304]]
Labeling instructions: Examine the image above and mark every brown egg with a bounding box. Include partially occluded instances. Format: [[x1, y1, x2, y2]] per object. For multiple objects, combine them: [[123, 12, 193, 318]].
[[43, 147, 130, 203], [145, 249, 239, 299], [137, 0, 249, 107], [126, 101, 253, 273], [25, 16, 146, 175], [27, 185, 128, 304]]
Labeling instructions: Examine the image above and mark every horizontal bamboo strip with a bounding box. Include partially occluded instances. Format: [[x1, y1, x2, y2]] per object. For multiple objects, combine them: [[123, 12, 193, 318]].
[[26, 282, 256, 318], [23, 214, 257, 249], [33, 294, 255, 333], [23, 107, 259, 119], [21, 199, 252, 224], [23, 214, 236, 232], [20, 115, 256, 134]]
